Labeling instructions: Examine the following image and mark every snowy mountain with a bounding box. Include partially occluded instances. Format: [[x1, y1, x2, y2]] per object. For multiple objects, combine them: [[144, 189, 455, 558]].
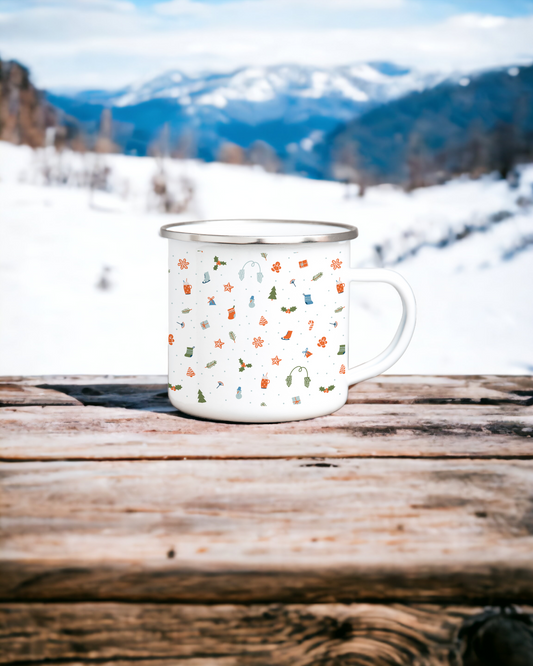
[[48, 62, 444, 165], [76, 62, 438, 120]]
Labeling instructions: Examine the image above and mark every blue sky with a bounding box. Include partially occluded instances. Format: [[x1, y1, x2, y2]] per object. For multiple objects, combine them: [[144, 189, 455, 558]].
[[0, 0, 532, 89]]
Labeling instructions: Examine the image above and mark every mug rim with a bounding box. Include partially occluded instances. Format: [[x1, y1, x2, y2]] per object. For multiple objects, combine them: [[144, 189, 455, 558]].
[[159, 218, 358, 244]]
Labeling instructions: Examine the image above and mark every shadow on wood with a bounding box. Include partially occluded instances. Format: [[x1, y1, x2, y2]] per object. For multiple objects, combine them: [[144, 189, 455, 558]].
[[459, 607, 533, 666]]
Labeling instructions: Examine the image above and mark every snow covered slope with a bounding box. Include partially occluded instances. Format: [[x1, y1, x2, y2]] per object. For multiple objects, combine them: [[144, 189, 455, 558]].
[[1, 141, 532, 375]]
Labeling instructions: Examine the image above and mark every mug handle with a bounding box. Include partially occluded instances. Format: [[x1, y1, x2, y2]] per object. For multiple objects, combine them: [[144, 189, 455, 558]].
[[347, 268, 417, 386]]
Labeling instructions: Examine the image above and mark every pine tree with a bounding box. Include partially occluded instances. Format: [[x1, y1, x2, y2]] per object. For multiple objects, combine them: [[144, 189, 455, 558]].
[[269, 286, 277, 300], [198, 389, 206, 403]]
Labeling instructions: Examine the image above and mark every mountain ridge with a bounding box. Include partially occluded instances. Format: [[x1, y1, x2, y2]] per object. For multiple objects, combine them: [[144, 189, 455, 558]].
[[47, 61, 445, 165]]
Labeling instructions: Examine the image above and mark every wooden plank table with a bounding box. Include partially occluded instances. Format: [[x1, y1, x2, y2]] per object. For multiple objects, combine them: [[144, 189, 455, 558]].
[[1, 375, 533, 665]]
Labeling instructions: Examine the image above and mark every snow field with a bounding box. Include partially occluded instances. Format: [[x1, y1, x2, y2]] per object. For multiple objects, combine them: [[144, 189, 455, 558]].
[[1, 141, 532, 375]]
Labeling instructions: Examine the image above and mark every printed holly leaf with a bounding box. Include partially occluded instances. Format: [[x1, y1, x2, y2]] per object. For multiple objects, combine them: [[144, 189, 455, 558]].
[[304, 376, 311, 388], [286, 375, 293, 387], [176, 385, 182, 390], [246, 363, 252, 368], [239, 358, 244, 365], [319, 386, 325, 392], [290, 306, 297, 312], [329, 385, 335, 391], [239, 367, 244, 372]]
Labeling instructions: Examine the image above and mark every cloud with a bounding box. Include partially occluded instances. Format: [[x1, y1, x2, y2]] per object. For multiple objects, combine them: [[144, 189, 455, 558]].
[[153, 0, 210, 17], [0, 1, 532, 89], [446, 13, 508, 28], [155, 0, 406, 13]]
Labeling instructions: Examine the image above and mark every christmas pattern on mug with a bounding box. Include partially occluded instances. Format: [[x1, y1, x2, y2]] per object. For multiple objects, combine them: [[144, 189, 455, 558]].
[[169, 248, 348, 406]]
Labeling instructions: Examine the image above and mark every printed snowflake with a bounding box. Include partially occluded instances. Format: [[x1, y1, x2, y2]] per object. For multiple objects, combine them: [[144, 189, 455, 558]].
[[317, 337, 327, 348], [271, 356, 281, 365], [252, 336, 264, 348], [331, 258, 342, 270], [271, 261, 281, 273], [214, 339, 225, 349], [178, 258, 189, 270], [224, 282, 234, 292]]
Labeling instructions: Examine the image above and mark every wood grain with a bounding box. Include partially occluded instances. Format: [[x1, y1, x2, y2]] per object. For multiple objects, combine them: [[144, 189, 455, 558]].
[[1, 402, 532, 461], [0, 602, 492, 666], [0, 383, 81, 407], [2, 458, 533, 603], [2, 603, 533, 665]]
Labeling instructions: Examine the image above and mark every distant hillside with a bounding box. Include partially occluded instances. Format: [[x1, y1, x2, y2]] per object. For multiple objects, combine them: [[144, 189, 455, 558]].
[[0, 59, 57, 147], [322, 64, 533, 188]]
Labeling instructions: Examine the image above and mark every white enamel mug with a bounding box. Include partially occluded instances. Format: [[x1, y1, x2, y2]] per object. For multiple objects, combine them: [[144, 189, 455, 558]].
[[160, 219, 416, 423]]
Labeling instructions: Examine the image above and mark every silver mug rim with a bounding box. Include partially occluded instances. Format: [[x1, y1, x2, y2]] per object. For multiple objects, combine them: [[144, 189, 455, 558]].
[[159, 218, 359, 245]]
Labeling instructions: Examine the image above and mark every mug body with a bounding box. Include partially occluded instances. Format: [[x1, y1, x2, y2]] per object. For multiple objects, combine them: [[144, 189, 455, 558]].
[[167, 236, 351, 422]]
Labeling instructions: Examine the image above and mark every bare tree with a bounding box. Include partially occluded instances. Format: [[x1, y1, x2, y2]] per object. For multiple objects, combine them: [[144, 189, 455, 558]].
[[247, 140, 280, 173], [218, 141, 246, 165], [94, 108, 117, 154]]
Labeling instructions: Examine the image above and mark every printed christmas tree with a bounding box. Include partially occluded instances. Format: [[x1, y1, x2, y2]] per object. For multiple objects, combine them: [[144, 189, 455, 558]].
[[268, 286, 277, 300], [198, 389, 206, 403]]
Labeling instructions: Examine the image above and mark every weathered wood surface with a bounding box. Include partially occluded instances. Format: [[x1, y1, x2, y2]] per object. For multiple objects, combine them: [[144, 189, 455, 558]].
[[2, 457, 533, 602], [1, 375, 533, 665], [1, 381, 532, 460], [2, 404, 531, 460]]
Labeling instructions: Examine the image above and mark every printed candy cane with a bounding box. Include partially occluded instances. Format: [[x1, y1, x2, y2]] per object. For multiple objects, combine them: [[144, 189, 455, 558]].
[[308, 320, 314, 331]]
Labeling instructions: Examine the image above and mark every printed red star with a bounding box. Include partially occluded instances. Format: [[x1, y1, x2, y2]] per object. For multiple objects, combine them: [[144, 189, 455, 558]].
[[224, 282, 234, 292], [214, 339, 224, 348], [271, 356, 281, 365]]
